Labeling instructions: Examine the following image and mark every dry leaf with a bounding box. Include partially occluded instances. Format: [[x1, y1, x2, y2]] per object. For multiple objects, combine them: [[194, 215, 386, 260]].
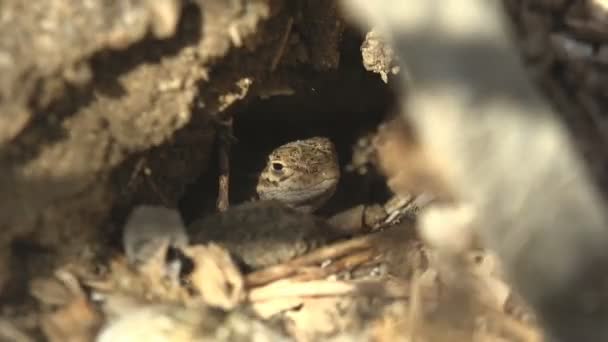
[[374, 118, 452, 200], [30, 277, 73, 307], [41, 294, 102, 342], [0, 319, 35, 342], [184, 243, 245, 310]]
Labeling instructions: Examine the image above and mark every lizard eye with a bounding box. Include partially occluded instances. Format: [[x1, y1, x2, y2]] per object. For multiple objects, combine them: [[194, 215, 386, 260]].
[[271, 162, 284, 172]]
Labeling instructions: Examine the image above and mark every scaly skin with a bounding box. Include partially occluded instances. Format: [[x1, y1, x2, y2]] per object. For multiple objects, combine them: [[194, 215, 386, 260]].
[[256, 137, 340, 213]]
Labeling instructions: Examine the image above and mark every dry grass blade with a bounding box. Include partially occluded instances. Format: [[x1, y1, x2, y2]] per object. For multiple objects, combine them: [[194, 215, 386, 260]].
[[248, 279, 411, 302], [245, 234, 379, 286], [217, 117, 233, 212], [270, 17, 294, 71], [0, 320, 35, 342], [287, 249, 378, 282], [479, 305, 544, 342]]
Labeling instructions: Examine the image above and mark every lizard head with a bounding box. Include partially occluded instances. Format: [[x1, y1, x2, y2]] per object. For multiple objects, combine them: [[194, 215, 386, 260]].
[[256, 137, 340, 213]]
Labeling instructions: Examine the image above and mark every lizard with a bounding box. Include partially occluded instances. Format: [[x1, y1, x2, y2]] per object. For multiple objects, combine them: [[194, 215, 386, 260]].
[[123, 137, 392, 271], [188, 137, 348, 269], [188, 136, 399, 269]]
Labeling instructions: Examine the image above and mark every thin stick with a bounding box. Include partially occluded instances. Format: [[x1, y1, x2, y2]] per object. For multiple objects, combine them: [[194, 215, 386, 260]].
[[216, 117, 233, 212], [481, 305, 544, 342], [270, 17, 294, 71], [144, 165, 171, 207], [246, 234, 379, 287], [408, 259, 423, 342], [294, 249, 378, 281], [287, 249, 378, 282], [249, 279, 411, 302], [125, 157, 146, 193]]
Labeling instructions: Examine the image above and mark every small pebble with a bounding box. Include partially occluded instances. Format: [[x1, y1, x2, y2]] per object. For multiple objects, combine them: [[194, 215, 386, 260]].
[[122, 206, 189, 266]]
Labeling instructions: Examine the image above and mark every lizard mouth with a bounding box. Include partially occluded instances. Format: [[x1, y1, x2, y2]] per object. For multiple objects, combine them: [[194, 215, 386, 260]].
[[257, 178, 338, 204]]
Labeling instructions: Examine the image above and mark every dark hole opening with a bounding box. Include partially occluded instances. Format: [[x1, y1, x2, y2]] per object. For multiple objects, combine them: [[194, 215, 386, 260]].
[[179, 28, 396, 221]]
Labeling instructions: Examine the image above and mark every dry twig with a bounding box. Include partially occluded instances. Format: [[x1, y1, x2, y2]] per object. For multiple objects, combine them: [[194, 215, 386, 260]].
[[288, 249, 377, 282], [249, 279, 411, 302], [246, 234, 379, 286], [216, 117, 233, 212], [270, 17, 294, 71]]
